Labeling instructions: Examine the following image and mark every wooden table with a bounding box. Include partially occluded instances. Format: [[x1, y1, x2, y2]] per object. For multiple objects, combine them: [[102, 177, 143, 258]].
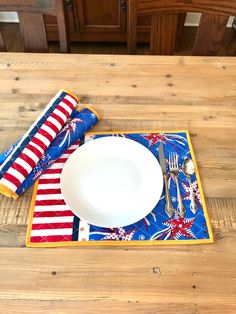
[[0, 53, 235, 313]]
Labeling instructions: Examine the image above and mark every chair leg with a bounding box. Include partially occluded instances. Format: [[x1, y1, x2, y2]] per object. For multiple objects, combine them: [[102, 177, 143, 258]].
[[55, 0, 71, 53], [127, 0, 137, 54], [0, 25, 6, 52], [175, 13, 187, 52]]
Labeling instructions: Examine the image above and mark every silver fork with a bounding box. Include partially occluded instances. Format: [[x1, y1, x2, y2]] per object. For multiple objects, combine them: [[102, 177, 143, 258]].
[[169, 152, 186, 217]]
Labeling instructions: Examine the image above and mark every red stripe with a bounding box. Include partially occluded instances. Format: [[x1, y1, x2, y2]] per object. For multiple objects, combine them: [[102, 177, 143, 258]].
[[38, 178, 60, 184], [32, 222, 73, 230], [64, 148, 77, 154], [34, 210, 74, 217], [18, 152, 35, 169], [35, 199, 66, 206], [30, 235, 72, 242], [64, 93, 78, 105], [56, 105, 71, 118], [44, 168, 62, 174], [38, 128, 53, 143], [44, 120, 60, 134], [3, 172, 21, 187], [51, 112, 65, 127], [53, 158, 67, 163], [61, 97, 76, 111], [11, 162, 29, 178], [31, 137, 47, 151], [27, 144, 42, 159], [37, 188, 61, 195]]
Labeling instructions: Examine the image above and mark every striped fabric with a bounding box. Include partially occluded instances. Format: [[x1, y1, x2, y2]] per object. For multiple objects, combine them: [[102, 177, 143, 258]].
[[0, 90, 78, 198], [30, 143, 79, 243], [15, 107, 99, 197]]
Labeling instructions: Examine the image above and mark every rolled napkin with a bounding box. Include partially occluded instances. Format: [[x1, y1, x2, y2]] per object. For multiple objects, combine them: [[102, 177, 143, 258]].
[[0, 90, 79, 198], [12, 107, 99, 199], [0, 108, 79, 167], [15, 107, 99, 198]]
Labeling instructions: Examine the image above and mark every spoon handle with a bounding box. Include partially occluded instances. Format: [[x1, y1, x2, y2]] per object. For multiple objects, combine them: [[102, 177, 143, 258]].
[[163, 174, 174, 218], [188, 177, 198, 214], [174, 175, 185, 217]]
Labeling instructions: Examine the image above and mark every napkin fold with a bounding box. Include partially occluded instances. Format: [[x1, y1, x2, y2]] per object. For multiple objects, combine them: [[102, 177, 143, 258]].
[[0, 90, 79, 198]]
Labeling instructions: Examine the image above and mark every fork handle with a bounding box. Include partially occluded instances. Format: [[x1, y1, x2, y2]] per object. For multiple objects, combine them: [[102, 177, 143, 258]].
[[174, 176, 185, 217], [163, 174, 174, 218]]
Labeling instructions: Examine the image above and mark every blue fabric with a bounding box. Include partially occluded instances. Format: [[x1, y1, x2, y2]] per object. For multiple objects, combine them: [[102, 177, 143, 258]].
[[85, 132, 210, 242]]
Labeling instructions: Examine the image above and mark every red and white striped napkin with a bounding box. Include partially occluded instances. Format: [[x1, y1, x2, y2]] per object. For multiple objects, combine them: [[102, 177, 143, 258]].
[[0, 90, 78, 198]]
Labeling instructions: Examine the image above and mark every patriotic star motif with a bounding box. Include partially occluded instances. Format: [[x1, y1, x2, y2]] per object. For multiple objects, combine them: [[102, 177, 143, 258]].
[[142, 133, 187, 150], [33, 153, 52, 180], [59, 118, 83, 148], [182, 180, 202, 207], [102, 227, 136, 241], [162, 215, 196, 240]]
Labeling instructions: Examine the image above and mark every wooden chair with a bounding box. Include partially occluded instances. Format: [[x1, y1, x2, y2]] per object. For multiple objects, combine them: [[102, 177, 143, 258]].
[[0, 27, 6, 51], [0, 0, 70, 52], [127, 0, 236, 55]]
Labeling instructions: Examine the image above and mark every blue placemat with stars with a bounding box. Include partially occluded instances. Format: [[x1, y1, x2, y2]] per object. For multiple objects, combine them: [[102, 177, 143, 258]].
[[27, 130, 214, 247]]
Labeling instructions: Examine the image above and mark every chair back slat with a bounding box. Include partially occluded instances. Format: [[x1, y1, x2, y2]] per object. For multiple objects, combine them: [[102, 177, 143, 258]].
[[150, 13, 178, 55], [192, 13, 229, 55], [0, 28, 6, 52], [18, 12, 48, 52]]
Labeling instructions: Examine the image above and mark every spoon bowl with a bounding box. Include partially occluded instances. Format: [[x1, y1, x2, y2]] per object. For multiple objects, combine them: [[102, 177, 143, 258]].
[[182, 158, 195, 177]]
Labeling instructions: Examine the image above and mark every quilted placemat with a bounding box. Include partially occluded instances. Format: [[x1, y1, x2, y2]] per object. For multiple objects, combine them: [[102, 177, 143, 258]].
[[26, 130, 214, 247]]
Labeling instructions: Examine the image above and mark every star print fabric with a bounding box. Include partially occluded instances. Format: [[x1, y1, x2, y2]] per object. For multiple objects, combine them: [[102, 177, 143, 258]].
[[27, 131, 213, 247]]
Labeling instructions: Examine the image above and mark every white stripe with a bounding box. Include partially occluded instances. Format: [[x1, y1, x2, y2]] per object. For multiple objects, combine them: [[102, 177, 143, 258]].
[[17, 157, 33, 174], [0, 178, 17, 191], [47, 162, 64, 170], [30, 141, 44, 154], [31, 228, 73, 237], [60, 151, 76, 158], [59, 153, 70, 158], [64, 94, 77, 107], [36, 193, 64, 201], [78, 220, 90, 241], [59, 100, 73, 114], [54, 108, 67, 123], [7, 167, 25, 183], [34, 204, 71, 212], [23, 147, 39, 164], [35, 133, 51, 147], [41, 124, 57, 139], [33, 216, 74, 224], [40, 173, 61, 179], [47, 116, 62, 131], [68, 145, 78, 150], [38, 183, 61, 189]]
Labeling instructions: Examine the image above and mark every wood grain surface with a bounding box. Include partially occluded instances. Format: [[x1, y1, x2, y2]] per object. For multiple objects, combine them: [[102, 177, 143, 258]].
[[0, 53, 235, 313]]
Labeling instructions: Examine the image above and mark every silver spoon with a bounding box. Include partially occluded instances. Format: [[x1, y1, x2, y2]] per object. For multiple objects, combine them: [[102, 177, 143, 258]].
[[182, 158, 197, 214]]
